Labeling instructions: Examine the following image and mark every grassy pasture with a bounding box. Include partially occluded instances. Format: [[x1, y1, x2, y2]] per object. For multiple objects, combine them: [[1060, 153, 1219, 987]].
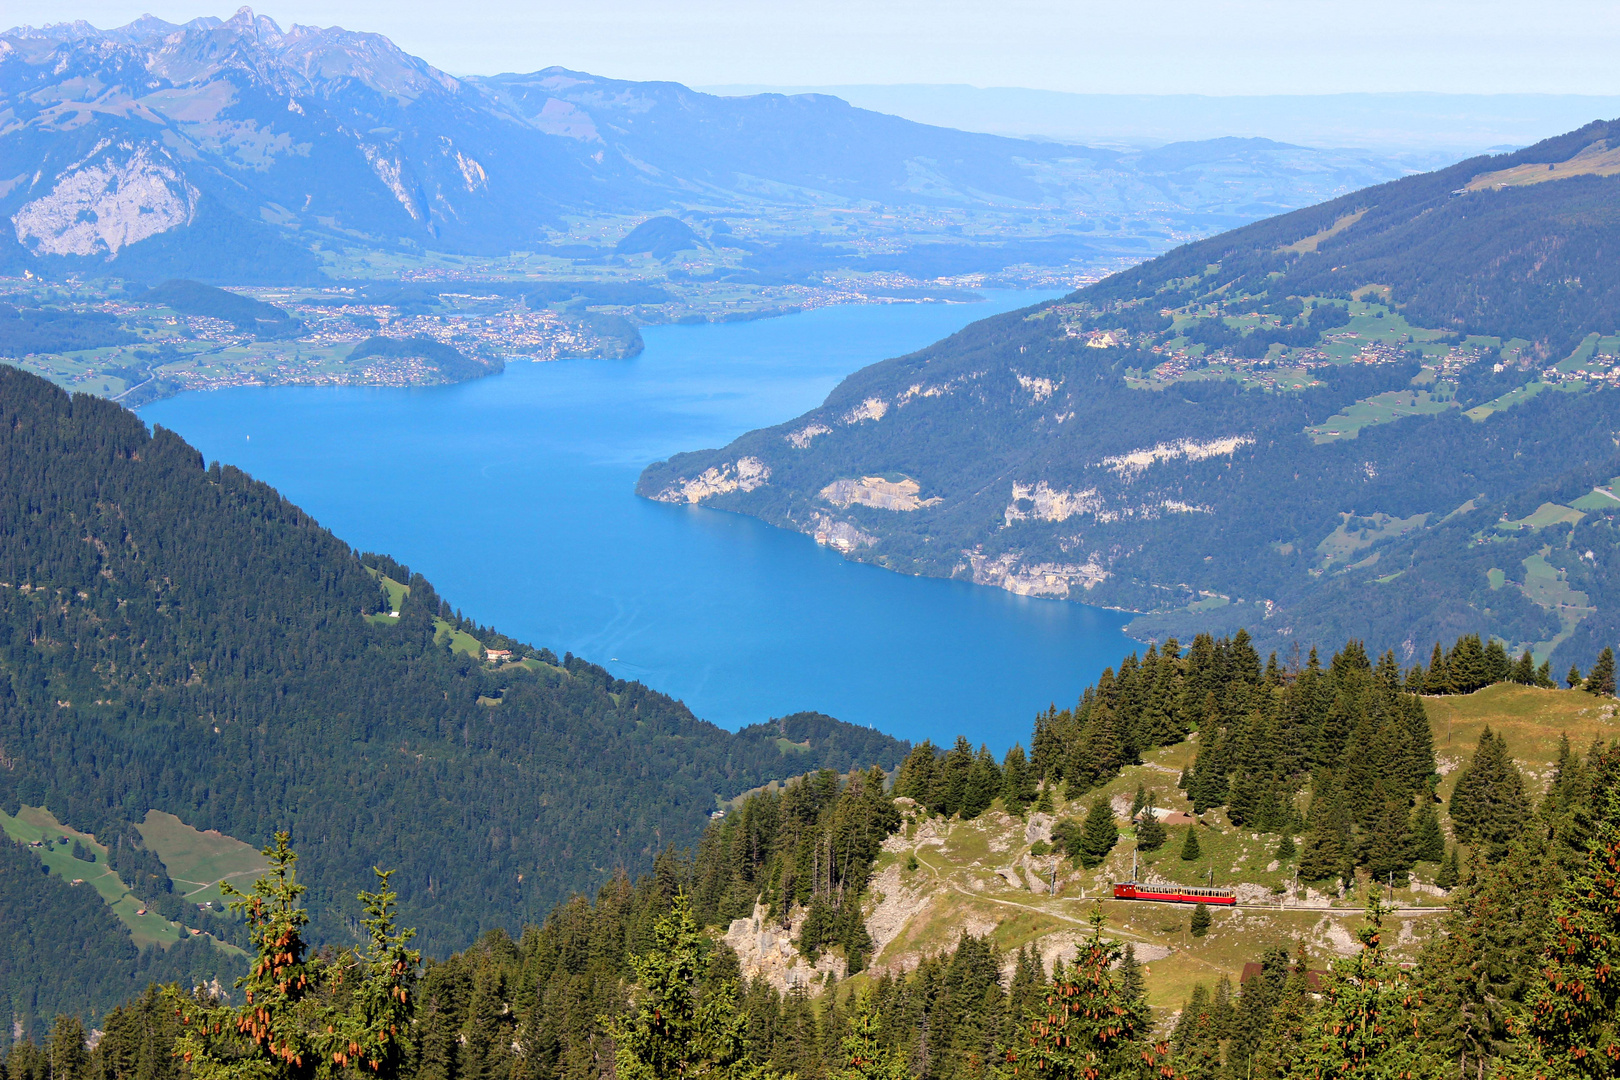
[[0, 805, 184, 948], [1314, 511, 1429, 569], [1307, 386, 1453, 442], [1497, 502, 1584, 532], [1570, 477, 1620, 512], [1425, 683, 1618, 798], [1466, 379, 1549, 421], [138, 810, 270, 906]]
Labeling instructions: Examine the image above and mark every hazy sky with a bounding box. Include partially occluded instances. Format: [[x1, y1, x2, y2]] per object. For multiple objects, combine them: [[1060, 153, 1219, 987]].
[[8, 0, 1620, 96]]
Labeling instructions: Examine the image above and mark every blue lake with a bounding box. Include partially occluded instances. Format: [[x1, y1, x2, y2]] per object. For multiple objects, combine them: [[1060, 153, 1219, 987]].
[[143, 292, 1136, 753]]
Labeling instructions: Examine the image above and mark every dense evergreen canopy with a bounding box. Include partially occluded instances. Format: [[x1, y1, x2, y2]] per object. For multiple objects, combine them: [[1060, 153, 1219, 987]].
[[0, 367, 907, 1023]]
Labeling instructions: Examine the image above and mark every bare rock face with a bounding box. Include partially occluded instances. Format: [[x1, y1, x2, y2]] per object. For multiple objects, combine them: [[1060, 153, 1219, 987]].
[[723, 902, 843, 994], [12, 142, 198, 257], [652, 456, 770, 503], [1024, 813, 1055, 844]]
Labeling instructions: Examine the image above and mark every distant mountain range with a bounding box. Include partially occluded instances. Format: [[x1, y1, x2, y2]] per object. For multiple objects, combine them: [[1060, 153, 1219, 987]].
[[0, 9, 1428, 283], [702, 86, 1620, 155], [639, 119, 1620, 670]]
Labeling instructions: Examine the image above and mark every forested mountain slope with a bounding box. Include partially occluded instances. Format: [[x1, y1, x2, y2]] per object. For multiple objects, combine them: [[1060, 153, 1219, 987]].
[[0, 367, 907, 966], [639, 119, 1620, 670]]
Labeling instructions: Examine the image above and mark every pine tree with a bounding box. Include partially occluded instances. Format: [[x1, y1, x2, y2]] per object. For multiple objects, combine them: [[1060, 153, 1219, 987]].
[[832, 989, 907, 1080], [1449, 727, 1531, 858], [1190, 903, 1212, 938], [1410, 801, 1445, 864], [1568, 664, 1583, 689], [1436, 846, 1459, 890], [1180, 826, 1202, 862], [1004, 906, 1162, 1080], [1584, 647, 1616, 697], [1076, 799, 1119, 868], [1277, 832, 1297, 860], [1517, 743, 1620, 1080], [1286, 896, 1437, 1080], [607, 895, 755, 1080]]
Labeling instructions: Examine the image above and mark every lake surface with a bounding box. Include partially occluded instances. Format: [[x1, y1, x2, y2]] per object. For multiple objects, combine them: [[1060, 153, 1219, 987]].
[[144, 292, 1136, 753]]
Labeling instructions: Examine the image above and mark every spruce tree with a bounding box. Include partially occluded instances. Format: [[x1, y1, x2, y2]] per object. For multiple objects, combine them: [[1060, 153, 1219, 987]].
[[1076, 799, 1119, 868], [1286, 896, 1436, 1080], [961, 745, 1002, 819], [167, 834, 419, 1080], [1277, 832, 1297, 860], [1449, 727, 1531, 858], [607, 895, 751, 1080], [1005, 907, 1161, 1080], [1417, 839, 1560, 1075], [1518, 743, 1620, 1080], [831, 989, 907, 1080], [47, 1016, 89, 1080], [935, 737, 975, 817], [1002, 744, 1035, 813], [1584, 646, 1615, 697], [1410, 800, 1445, 864], [1568, 664, 1583, 689], [1190, 903, 1212, 938], [1034, 783, 1054, 814], [1180, 826, 1202, 862], [1436, 846, 1459, 890], [1136, 807, 1167, 852], [1427, 642, 1448, 695], [893, 741, 940, 807]]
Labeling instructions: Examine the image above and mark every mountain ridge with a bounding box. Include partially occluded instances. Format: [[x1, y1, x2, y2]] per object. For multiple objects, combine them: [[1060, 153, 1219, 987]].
[[0, 9, 1425, 282], [637, 119, 1620, 670]]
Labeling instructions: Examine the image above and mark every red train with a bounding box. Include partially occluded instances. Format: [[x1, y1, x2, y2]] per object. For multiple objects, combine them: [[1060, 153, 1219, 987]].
[[1111, 881, 1237, 905]]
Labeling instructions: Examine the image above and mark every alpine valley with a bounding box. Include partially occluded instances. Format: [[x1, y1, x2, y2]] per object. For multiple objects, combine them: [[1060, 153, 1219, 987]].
[[640, 118, 1620, 672], [7, 10, 1620, 1080], [0, 9, 1425, 284]]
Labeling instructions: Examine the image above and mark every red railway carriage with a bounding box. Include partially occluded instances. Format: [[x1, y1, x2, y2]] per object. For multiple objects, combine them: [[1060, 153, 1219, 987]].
[[1112, 881, 1237, 905]]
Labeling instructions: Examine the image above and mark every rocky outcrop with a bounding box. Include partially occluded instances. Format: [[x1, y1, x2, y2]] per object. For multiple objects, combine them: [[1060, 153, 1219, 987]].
[[962, 549, 1110, 598], [820, 475, 940, 512], [651, 456, 770, 503], [1004, 481, 1102, 524], [810, 513, 877, 553], [724, 902, 844, 993], [784, 423, 831, 448], [1100, 435, 1255, 480], [12, 141, 197, 257]]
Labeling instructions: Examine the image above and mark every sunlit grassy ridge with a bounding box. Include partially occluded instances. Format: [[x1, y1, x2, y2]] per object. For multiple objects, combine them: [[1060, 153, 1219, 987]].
[[856, 683, 1616, 1012]]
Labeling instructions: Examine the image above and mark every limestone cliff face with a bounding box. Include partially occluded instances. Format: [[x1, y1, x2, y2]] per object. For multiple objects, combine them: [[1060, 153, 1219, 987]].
[[959, 549, 1111, 598], [819, 475, 940, 512], [650, 456, 770, 504], [723, 902, 845, 993], [12, 141, 198, 257]]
